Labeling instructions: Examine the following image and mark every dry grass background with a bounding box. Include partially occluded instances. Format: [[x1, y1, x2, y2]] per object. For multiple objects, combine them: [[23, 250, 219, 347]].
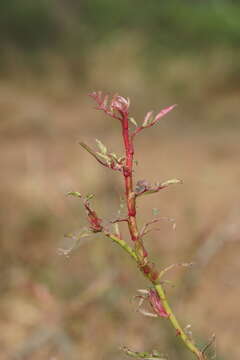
[[1, 44, 240, 360]]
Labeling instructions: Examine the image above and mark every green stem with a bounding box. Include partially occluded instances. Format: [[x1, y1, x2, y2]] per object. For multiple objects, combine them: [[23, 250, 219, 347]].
[[154, 284, 203, 359], [105, 232, 138, 262], [105, 231, 205, 360]]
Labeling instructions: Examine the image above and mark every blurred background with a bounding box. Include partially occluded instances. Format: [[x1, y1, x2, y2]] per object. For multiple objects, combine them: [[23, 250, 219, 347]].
[[1, 1, 240, 359]]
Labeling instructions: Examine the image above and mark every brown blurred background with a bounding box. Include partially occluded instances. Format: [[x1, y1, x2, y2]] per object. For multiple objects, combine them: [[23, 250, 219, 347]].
[[1, 1, 240, 359]]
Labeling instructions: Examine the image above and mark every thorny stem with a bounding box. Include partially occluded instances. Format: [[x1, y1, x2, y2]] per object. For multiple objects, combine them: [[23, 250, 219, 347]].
[[80, 93, 208, 360]]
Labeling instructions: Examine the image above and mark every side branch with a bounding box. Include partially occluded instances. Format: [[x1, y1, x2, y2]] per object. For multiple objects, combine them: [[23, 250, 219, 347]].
[[79, 142, 122, 171], [135, 179, 182, 198], [132, 104, 177, 138], [80, 142, 109, 167]]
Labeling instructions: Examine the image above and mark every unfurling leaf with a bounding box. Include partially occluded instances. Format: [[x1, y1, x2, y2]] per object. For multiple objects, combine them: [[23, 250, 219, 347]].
[[142, 111, 153, 127], [110, 152, 118, 161], [154, 104, 177, 122], [114, 222, 121, 237], [129, 117, 138, 127], [86, 193, 94, 201], [96, 139, 107, 154], [135, 179, 149, 194], [96, 152, 111, 162], [152, 208, 160, 216], [121, 346, 167, 360], [160, 179, 182, 187], [67, 191, 82, 198], [79, 142, 96, 156], [148, 289, 169, 318]]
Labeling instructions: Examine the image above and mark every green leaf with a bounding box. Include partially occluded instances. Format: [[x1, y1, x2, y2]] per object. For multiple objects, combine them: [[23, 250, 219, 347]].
[[79, 142, 96, 157], [96, 139, 107, 154], [67, 191, 82, 198], [86, 193, 94, 200], [121, 346, 166, 360], [114, 223, 120, 237], [96, 152, 111, 162], [110, 152, 118, 161], [160, 179, 182, 187], [152, 208, 160, 216], [142, 111, 153, 127], [129, 117, 138, 127]]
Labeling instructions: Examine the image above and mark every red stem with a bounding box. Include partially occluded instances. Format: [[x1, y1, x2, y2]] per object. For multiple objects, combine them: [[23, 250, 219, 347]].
[[121, 114, 137, 238], [121, 113, 148, 263]]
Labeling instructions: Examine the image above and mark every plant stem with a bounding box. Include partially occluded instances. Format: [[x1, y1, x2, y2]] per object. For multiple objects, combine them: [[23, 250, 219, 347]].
[[113, 112, 206, 359], [121, 113, 138, 239], [121, 113, 148, 262], [154, 284, 204, 359], [105, 231, 205, 360], [86, 93, 207, 359], [104, 231, 138, 262]]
